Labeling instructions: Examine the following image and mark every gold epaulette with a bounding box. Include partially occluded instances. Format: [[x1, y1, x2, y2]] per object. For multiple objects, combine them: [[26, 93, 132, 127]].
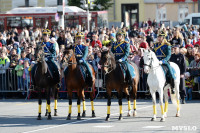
[[162, 39, 171, 46]]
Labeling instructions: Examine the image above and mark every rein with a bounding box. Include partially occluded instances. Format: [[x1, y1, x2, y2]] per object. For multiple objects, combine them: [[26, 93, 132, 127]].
[[144, 57, 160, 71]]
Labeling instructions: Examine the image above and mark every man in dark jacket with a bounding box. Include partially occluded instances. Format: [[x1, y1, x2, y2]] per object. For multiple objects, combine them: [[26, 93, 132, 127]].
[[170, 45, 186, 104]]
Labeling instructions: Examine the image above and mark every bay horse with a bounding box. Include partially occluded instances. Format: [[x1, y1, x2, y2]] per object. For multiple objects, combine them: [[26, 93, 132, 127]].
[[63, 47, 96, 120], [100, 50, 139, 121], [143, 49, 180, 122], [35, 46, 59, 120]]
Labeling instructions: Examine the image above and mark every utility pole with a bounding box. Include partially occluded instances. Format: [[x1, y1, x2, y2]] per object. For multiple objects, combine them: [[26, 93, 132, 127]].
[[198, 0, 200, 13], [57, 0, 66, 30], [25, 0, 29, 7]]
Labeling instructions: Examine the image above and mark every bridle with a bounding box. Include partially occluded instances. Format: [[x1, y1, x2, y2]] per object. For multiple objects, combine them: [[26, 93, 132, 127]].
[[63, 52, 77, 65]]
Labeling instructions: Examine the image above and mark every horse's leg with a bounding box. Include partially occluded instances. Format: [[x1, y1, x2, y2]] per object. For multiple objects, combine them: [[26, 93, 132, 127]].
[[67, 89, 72, 120], [47, 88, 52, 120], [175, 83, 180, 117], [90, 87, 96, 117], [77, 89, 82, 120], [81, 89, 86, 117], [54, 87, 59, 116], [132, 82, 138, 117], [124, 87, 131, 117], [151, 91, 157, 121], [37, 89, 42, 120], [105, 88, 111, 121], [158, 88, 165, 122], [164, 87, 169, 118], [118, 88, 123, 120], [45, 100, 48, 116]]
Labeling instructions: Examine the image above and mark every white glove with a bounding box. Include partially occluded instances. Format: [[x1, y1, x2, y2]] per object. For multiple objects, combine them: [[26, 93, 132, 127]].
[[118, 59, 122, 62], [79, 60, 83, 63], [159, 61, 163, 65]]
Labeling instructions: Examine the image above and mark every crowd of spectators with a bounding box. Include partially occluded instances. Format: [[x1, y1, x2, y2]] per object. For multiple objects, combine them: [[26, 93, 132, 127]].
[[0, 20, 200, 100]]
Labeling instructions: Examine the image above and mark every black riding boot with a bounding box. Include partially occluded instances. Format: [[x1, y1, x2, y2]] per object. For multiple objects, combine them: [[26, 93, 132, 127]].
[[171, 78, 175, 94]]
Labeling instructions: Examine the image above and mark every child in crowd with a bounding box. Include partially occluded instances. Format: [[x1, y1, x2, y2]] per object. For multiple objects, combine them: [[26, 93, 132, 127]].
[[185, 72, 194, 100], [15, 60, 24, 91]]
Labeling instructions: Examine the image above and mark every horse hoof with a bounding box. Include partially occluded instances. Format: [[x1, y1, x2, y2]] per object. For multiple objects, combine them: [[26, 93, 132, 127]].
[[54, 113, 58, 116], [92, 113, 96, 117], [151, 118, 156, 121], [118, 116, 123, 120], [45, 113, 48, 116], [127, 113, 130, 117], [105, 117, 110, 121], [164, 114, 167, 118], [133, 111, 137, 117], [160, 118, 165, 122], [67, 116, 71, 120], [77, 116, 81, 120], [47, 115, 52, 120], [176, 113, 180, 117], [37, 117, 42, 120], [82, 113, 86, 117]]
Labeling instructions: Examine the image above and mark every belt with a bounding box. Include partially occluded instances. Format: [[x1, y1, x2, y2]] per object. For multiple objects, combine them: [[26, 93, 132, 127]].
[[76, 55, 83, 57], [115, 53, 124, 55]]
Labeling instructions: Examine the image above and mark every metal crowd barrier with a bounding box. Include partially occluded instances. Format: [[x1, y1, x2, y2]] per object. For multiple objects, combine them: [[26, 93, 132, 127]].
[[95, 67, 148, 98], [0, 68, 30, 99]]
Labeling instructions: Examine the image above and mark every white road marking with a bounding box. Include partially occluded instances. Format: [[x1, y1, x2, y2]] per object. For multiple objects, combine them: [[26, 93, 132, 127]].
[[94, 125, 114, 128], [143, 126, 165, 129], [22, 105, 152, 133]]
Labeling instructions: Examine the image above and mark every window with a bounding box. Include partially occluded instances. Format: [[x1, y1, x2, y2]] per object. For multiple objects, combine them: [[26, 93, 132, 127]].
[[192, 17, 200, 25]]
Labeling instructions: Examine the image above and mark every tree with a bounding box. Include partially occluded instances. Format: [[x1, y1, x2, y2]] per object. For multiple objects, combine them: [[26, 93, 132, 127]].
[[93, 0, 113, 10], [68, 0, 82, 7], [68, 0, 113, 11]]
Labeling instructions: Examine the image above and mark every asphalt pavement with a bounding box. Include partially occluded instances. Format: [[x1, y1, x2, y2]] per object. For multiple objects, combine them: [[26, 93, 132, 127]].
[[0, 99, 199, 133]]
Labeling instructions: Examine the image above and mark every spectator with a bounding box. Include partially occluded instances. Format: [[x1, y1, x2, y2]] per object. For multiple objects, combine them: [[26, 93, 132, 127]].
[[139, 36, 148, 49], [102, 35, 110, 47], [15, 60, 24, 91], [91, 34, 102, 48], [23, 60, 30, 94], [185, 72, 194, 101], [0, 34, 6, 45], [0, 50, 10, 90]]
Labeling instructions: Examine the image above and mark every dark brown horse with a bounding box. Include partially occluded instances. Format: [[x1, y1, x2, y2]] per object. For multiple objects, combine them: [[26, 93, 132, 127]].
[[34, 46, 59, 120], [63, 48, 96, 120], [100, 50, 139, 121]]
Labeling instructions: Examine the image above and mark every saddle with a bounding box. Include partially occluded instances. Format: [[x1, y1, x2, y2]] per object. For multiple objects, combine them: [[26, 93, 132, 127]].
[[117, 62, 136, 81]]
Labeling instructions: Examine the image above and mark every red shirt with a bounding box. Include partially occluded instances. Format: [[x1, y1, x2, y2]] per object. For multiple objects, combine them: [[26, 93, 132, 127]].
[[195, 40, 200, 45], [0, 42, 2, 48], [139, 41, 148, 49], [91, 40, 102, 48]]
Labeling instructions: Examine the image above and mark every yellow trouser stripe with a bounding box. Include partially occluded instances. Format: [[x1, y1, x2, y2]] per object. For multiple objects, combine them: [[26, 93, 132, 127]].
[[78, 105, 81, 113], [153, 105, 157, 115], [161, 105, 164, 115], [91, 101, 94, 111], [120, 105, 123, 114], [48, 104, 51, 113], [177, 100, 180, 111], [54, 100, 57, 110], [83, 101, 86, 111], [128, 101, 131, 111], [46, 101, 48, 110], [39, 105, 41, 113], [164, 102, 168, 113], [69, 105, 72, 114], [107, 106, 110, 114], [133, 100, 136, 110]]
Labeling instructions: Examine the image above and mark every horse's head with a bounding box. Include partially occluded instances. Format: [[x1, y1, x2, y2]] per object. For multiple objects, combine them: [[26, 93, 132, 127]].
[[100, 49, 116, 73], [143, 49, 153, 74], [36, 45, 45, 63], [62, 45, 74, 66]]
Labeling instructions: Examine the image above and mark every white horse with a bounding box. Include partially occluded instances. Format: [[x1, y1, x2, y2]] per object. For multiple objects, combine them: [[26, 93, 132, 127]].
[[143, 49, 180, 122]]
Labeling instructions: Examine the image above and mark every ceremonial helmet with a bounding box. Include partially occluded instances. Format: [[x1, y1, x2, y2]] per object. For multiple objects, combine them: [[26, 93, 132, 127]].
[[158, 31, 166, 37], [75, 32, 84, 39], [116, 29, 126, 37], [42, 29, 51, 36]]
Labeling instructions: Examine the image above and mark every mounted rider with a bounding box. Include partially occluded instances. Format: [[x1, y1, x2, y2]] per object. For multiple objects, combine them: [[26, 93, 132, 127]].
[[153, 31, 176, 94], [31, 29, 61, 87], [111, 29, 134, 85], [73, 32, 94, 87]]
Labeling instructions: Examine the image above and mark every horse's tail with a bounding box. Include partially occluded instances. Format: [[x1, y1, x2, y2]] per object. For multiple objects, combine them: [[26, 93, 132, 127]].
[[170, 91, 177, 105]]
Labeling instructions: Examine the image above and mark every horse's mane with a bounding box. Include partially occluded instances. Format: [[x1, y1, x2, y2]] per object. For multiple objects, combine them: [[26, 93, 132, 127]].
[[108, 51, 116, 69]]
